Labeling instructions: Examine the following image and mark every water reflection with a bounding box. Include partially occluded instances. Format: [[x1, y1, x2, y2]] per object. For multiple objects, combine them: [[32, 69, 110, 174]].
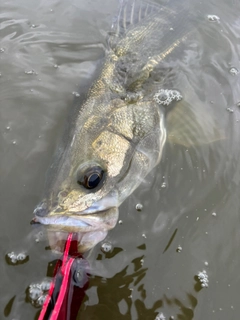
[[78, 251, 209, 320]]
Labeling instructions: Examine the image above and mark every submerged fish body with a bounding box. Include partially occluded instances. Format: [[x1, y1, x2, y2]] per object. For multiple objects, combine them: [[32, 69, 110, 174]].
[[33, 0, 216, 252]]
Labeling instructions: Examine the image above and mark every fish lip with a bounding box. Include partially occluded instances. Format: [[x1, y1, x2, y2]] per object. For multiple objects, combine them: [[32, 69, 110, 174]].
[[33, 207, 119, 232]]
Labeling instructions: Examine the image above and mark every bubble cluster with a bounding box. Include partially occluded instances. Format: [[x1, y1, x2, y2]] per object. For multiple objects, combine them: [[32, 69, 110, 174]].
[[29, 284, 42, 300], [197, 270, 209, 288], [6, 252, 28, 265], [207, 15, 220, 22], [161, 181, 166, 188], [24, 70, 37, 75], [136, 203, 143, 211], [155, 313, 166, 320], [153, 89, 182, 106], [28, 279, 51, 307], [72, 91, 80, 97], [226, 107, 234, 113]]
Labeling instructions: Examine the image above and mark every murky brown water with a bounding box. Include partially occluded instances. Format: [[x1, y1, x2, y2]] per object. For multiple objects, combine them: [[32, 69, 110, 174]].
[[1, 0, 240, 319]]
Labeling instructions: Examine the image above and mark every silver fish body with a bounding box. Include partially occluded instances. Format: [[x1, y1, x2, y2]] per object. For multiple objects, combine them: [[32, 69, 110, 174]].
[[33, 0, 195, 251]]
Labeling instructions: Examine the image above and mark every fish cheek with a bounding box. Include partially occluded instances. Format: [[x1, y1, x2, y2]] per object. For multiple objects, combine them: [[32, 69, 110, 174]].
[[116, 150, 150, 203], [116, 126, 166, 204], [92, 130, 131, 178]]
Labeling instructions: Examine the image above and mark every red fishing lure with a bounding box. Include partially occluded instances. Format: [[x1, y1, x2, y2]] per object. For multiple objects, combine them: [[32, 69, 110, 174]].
[[38, 233, 89, 320]]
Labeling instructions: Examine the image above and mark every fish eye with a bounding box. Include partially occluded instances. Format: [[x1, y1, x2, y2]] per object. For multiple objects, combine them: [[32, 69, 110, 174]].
[[77, 166, 104, 190]]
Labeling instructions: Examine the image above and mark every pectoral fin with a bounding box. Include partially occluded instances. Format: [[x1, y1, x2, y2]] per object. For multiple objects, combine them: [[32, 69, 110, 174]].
[[166, 100, 225, 148]]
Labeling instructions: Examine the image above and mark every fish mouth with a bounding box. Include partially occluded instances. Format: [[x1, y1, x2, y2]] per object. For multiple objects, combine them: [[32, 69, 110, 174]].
[[32, 206, 119, 233]]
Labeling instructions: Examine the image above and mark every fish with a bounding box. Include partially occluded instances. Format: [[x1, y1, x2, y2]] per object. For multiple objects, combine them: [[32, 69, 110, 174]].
[[33, 0, 223, 252]]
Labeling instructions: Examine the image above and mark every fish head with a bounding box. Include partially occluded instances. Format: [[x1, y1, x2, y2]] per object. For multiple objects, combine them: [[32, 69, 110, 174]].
[[33, 97, 165, 252]]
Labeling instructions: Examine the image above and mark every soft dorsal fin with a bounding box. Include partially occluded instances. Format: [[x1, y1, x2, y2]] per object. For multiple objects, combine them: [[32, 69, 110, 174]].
[[166, 99, 225, 148]]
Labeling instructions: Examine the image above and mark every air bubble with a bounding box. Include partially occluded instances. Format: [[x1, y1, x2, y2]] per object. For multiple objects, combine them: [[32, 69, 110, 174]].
[[136, 203, 143, 211], [212, 212, 217, 217], [17, 253, 27, 261], [207, 15, 220, 22], [40, 280, 51, 291], [154, 89, 182, 106], [118, 220, 123, 224], [158, 92, 167, 101], [54, 64, 59, 68], [142, 233, 147, 238], [226, 107, 234, 113], [101, 242, 113, 253], [36, 294, 47, 307], [0, 48, 5, 53], [176, 246, 182, 253], [229, 67, 238, 75], [35, 231, 44, 243]]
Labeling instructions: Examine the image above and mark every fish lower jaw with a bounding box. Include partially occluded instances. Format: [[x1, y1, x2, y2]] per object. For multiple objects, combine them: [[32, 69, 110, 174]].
[[47, 229, 109, 253]]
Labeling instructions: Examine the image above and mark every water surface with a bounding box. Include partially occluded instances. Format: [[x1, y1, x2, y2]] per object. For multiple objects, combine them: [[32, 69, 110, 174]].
[[1, 0, 240, 319]]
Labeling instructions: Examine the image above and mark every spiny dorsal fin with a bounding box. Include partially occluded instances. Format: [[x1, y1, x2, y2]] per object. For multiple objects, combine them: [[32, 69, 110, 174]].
[[112, 0, 162, 35], [108, 0, 170, 49]]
